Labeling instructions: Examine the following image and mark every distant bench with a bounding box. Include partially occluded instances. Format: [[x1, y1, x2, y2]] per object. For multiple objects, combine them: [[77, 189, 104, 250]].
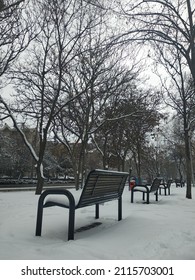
[[175, 179, 185, 188], [131, 177, 161, 204], [35, 169, 129, 240]]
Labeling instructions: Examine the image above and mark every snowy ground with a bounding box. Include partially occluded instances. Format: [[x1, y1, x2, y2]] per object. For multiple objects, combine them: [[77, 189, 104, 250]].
[[0, 184, 195, 260]]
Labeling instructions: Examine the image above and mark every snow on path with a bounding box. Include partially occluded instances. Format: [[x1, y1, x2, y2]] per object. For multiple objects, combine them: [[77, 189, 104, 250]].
[[0, 185, 195, 260]]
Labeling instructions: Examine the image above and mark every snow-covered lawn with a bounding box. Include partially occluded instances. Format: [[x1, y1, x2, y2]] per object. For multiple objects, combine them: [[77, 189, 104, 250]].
[[0, 184, 195, 260]]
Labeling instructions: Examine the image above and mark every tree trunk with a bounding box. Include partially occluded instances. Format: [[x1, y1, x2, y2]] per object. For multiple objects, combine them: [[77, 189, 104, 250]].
[[75, 171, 80, 190], [35, 140, 46, 194], [184, 130, 192, 199], [186, 0, 195, 86], [71, 160, 80, 190], [35, 164, 44, 195]]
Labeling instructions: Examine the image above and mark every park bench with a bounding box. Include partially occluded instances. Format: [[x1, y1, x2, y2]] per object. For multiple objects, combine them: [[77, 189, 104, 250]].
[[175, 178, 184, 187], [159, 179, 172, 195], [130, 177, 161, 204], [35, 169, 129, 241]]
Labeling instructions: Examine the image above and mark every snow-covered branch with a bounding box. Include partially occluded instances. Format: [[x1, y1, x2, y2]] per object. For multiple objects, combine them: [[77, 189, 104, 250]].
[[0, 96, 39, 162]]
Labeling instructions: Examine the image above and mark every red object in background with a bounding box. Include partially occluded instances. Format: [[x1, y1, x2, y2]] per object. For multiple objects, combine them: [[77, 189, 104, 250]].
[[129, 180, 135, 190]]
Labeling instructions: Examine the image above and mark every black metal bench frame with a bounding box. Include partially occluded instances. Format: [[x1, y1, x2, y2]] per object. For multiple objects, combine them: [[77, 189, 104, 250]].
[[35, 169, 128, 240], [159, 179, 172, 195], [175, 179, 184, 188], [130, 177, 161, 204]]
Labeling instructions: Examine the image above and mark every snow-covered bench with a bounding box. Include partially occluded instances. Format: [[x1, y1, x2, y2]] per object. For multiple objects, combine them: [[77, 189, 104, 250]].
[[35, 169, 129, 240], [159, 179, 172, 195], [175, 179, 184, 188], [130, 177, 161, 204]]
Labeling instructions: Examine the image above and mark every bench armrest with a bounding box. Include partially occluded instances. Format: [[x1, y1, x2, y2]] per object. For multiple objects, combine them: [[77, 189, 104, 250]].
[[131, 185, 150, 192], [39, 189, 77, 209], [36, 189, 77, 240]]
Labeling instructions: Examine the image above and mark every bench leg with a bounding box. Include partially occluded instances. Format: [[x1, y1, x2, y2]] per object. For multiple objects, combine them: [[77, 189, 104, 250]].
[[118, 197, 122, 221], [35, 194, 45, 236], [146, 191, 149, 204], [131, 190, 134, 203], [95, 204, 99, 219], [35, 207, 43, 236], [68, 206, 75, 240], [155, 191, 158, 201]]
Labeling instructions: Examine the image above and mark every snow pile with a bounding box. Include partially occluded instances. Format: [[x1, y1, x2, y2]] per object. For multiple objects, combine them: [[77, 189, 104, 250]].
[[0, 185, 195, 260]]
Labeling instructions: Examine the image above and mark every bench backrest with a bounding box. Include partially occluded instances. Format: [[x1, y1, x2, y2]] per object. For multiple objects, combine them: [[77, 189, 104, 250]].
[[175, 179, 183, 187], [167, 179, 172, 187], [150, 177, 161, 192], [77, 169, 129, 208]]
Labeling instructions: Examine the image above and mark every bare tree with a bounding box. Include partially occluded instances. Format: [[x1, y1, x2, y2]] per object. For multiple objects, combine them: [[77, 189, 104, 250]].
[[0, 0, 24, 11], [153, 40, 195, 198], [1, 0, 100, 194], [93, 86, 161, 179], [117, 0, 195, 83], [115, 0, 195, 198], [53, 37, 137, 188], [0, 0, 30, 80]]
